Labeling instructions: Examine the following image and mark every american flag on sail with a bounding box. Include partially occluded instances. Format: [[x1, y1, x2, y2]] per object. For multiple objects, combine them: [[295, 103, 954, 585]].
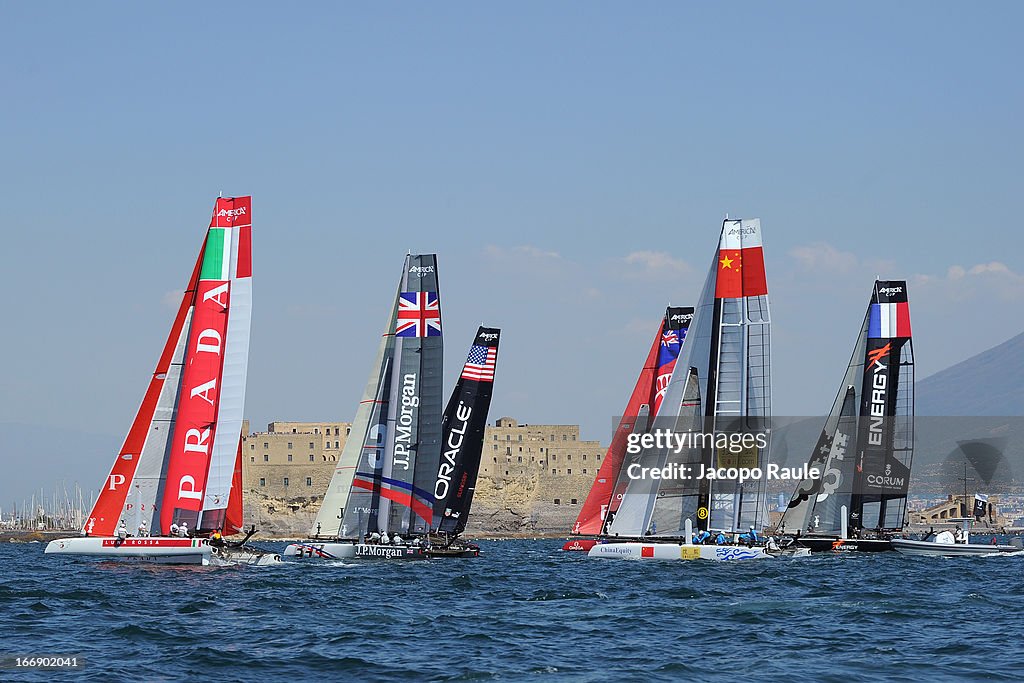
[[461, 345, 497, 382], [396, 292, 441, 337]]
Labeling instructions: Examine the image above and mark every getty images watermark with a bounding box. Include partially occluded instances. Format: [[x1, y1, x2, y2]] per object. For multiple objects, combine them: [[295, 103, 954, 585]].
[[624, 429, 821, 485]]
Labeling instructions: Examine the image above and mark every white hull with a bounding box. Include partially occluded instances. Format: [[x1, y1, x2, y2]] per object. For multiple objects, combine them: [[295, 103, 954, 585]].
[[891, 539, 1020, 557], [587, 542, 774, 561], [45, 536, 212, 565], [211, 545, 282, 566], [283, 541, 357, 560]]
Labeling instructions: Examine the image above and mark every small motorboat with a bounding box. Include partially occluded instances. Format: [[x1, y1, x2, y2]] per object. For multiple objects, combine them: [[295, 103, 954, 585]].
[[891, 518, 1021, 557]]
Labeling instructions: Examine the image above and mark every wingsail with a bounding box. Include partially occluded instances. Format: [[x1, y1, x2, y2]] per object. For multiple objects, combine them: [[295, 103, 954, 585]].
[[433, 327, 501, 536], [779, 280, 914, 537]]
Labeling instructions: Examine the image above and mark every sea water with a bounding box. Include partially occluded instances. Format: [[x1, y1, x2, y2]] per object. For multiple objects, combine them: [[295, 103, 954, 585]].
[[2, 539, 1023, 681]]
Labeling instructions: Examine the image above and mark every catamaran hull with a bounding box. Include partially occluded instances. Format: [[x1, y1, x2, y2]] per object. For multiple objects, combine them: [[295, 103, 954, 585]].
[[793, 537, 894, 553], [890, 539, 1020, 557], [283, 542, 357, 559], [562, 539, 599, 552], [212, 545, 282, 566], [587, 542, 771, 561], [284, 541, 478, 560], [44, 537, 212, 565]]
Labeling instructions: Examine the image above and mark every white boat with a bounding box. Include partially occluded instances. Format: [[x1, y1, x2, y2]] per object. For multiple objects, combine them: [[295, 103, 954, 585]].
[[892, 519, 1020, 557], [46, 197, 277, 566], [593, 218, 793, 563], [45, 536, 212, 564], [777, 281, 916, 552], [284, 541, 356, 560], [588, 542, 797, 561], [286, 256, 501, 561]]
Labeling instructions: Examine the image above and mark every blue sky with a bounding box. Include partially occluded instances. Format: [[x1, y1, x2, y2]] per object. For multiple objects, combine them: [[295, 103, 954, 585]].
[[1, 3, 1022, 500]]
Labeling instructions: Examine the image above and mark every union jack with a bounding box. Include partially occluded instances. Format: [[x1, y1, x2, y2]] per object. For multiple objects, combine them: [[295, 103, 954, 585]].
[[661, 330, 679, 347], [396, 292, 441, 337]]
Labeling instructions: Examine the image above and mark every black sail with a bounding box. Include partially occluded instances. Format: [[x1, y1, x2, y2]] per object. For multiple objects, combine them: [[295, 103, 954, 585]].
[[780, 279, 914, 536], [433, 327, 501, 536], [850, 280, 914, 531]]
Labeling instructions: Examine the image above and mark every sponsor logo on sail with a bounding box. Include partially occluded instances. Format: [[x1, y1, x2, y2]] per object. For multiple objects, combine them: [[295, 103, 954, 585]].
[[216, 207, 247, 218], [866, 463, 904, 489], [408, 265, 435, 276], [866, 344, 890, 446], [393, 373, 419, 470], [478, 332, 499, 342], [727, 225, 757, 237], [878, 286, 903, 296], [435, 401, 472, 499], [669, 313, 693, 323]]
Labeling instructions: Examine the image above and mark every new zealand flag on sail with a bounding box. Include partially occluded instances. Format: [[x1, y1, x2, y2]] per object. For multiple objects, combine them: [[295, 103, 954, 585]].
[[658, 328, 684, 367], [396, 292, 441, 337]]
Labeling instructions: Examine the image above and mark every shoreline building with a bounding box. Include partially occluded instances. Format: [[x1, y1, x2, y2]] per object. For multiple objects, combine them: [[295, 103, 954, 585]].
[[241, 417, 606, 511], [242, 422, 352, 501]]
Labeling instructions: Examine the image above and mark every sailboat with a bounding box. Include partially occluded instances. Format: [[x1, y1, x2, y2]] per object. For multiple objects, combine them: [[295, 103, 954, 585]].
[[777, 280, 915, 552], [588, 218, 805, 561], [46, 196, 277, 566], [283, 255, 500, 560], [427, 326, 502, 556], [562, 306, 692, 552]]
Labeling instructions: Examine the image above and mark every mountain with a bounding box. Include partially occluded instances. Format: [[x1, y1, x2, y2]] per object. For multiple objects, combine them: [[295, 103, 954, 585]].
[[916, 331, 1024, 417], [913, 331, 1024, 488]]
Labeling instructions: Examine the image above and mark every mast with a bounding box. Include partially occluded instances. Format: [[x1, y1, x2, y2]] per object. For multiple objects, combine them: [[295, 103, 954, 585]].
[[433, 327, 501, 536], [608, 218, 769, 538], [336, 254, 444, 539], [160, 197, 252, 533], [572, 317, 662, 536], [849, 280, 914, 532], [86, 197, 251, 537]]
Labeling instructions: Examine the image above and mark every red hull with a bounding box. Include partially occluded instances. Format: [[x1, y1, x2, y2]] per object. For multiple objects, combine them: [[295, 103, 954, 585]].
[[561, 539, 599, 552]]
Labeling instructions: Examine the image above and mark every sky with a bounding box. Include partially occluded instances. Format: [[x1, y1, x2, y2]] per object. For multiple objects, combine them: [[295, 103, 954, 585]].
[[1, 3, 1022, 502]]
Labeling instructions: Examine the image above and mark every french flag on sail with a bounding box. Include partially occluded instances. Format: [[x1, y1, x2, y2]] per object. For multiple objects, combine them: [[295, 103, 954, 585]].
[[868, 302, 911, 339]]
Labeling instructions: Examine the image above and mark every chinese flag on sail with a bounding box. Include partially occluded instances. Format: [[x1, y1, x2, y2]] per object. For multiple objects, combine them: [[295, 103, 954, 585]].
[[715, 246, 767, 298]]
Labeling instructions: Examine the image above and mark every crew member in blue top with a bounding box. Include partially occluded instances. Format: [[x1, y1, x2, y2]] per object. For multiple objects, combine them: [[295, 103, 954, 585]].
[[692, 529, 711, 545], [715, 532, 728, 545], [738, 526, 760, 546]]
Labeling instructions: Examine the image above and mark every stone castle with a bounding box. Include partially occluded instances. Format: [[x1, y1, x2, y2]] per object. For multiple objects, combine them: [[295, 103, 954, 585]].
[[241, 417, 606, 536]]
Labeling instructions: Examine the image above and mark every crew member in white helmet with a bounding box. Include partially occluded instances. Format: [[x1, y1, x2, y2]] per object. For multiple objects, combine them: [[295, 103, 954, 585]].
[[169, 522, 180, 537], [392, 534, 403, 545], [116, 520, 128, 540], [380, 531, 390, 545], [137, 520, 148, 537], [179, 521, 190, 537]]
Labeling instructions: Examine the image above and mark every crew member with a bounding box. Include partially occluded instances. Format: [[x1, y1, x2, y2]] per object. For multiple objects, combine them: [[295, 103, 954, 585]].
[[169, 522, 180, 537], [381, 532, 390, 545], [715, 532, 728, 545], [137, 520, 148, 537], [179, 521, 190, 538], [116, 520, 128, 540], [209, 529, 224, 547], [392, 534, 403, 545]]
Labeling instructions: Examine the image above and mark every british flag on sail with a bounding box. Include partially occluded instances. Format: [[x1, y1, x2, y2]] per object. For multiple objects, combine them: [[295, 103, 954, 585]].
[[461, 345, 497, 382], [396, 292, 441, 337]]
